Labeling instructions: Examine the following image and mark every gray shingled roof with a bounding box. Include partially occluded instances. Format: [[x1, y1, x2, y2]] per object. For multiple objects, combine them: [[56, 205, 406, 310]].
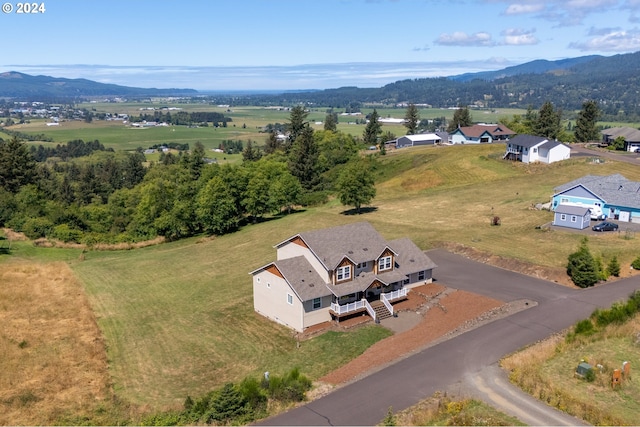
[[291, 222, 394, 270], [601, 127, 640, 143], [388, 237, 437, 276], [554, 174, 640, 210], [508, 134, 548, 148], [273, 256, 329, 301], [555, 204, 590, 215]]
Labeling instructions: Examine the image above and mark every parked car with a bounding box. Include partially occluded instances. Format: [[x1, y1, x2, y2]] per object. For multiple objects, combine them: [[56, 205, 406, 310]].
[[592, 221, 619, 232]]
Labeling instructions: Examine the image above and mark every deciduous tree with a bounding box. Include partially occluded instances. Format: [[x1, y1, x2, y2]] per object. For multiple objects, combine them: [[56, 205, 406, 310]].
[[336, 159, 376, 214]]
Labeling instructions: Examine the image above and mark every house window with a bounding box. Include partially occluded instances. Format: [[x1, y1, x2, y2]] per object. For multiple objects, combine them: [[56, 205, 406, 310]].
[[356, 262, 367, 269], [560, 214, 566, 221], [336, 265, 351, 281], [257, 277, 261, 283], [571, 216, 577, 223], [533, 147, 537, 153], [267, 282, 271, 289], [378, 256, 392, 271], [418, 271, 425, 280], [287, 293, 293, 305], [312, 297, 321, 309]]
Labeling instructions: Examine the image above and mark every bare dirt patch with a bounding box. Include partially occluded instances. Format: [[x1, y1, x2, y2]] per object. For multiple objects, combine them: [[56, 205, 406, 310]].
[[0, 262, 112, 425]]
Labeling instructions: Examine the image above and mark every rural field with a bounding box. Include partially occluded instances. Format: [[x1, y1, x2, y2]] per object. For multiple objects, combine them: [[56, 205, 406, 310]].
[[3, 104, 640, 424]]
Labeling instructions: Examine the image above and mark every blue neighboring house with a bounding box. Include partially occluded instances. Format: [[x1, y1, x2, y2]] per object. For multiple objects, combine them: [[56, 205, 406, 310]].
[[552, 174, 640, 223]]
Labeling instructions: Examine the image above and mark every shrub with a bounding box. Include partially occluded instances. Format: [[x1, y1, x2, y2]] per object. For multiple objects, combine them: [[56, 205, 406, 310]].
[[21, 217, 53, 239], [631, 256, 640, 270], [574, 319, 595, 336], [584, 367, 596, 382], [607, 256, 621, 277], [51, 224, 83, 243]]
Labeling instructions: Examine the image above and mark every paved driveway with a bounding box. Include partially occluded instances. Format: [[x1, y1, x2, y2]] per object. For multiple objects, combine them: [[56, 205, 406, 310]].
[[259, 250, 640, 426]]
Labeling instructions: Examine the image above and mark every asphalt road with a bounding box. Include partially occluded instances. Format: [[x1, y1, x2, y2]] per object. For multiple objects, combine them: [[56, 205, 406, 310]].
[[259, 249, 640, 426]]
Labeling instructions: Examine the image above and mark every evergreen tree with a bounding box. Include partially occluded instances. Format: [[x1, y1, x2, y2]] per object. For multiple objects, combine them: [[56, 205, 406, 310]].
[[446, 106, 473, 132], [0, 136, 36, 193], [607, 255, 621, 277], [533, 101, 562, 140], [286, 105, 309, 151], [403, 103, 419, 135], [574, 100, 601, 143], [567, 237, 599, 288], [242, 140, 261, 162], [324, 111, 338, 132], [263, 131, 281, 155], [288, 126, 320, 190], [336, 159, 376, 213], [363, 109, 382, 146], [206, 383, 249, 424]]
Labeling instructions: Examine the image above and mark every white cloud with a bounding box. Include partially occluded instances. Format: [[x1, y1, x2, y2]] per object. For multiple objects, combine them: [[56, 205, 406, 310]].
[[435, 32, 495, 46], [569, 28, 640, 51], [502, 28, 539, 45], [504, 3, 545, 15]]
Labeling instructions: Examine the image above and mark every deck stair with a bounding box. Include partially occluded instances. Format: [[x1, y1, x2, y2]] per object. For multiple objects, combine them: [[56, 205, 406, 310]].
[[371, 300, 393, 320]]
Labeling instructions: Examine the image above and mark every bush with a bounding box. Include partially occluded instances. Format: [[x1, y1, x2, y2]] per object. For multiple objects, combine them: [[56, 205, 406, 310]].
[[574, 319, 595, 336], [607, 256, 621, 277], [51, 224, 83, 243], [21, 217, 54, 239], [631, 256, 640, 270]]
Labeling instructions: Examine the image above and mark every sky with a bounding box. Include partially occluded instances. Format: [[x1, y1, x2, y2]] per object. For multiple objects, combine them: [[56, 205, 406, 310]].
[[2, 0, 639, 91]]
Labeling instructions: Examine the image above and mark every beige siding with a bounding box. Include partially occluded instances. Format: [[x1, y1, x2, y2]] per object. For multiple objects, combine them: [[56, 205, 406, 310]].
[[302, 295, 333, 328], [253, 270, 303, 332], [277, 242, 330, 282]]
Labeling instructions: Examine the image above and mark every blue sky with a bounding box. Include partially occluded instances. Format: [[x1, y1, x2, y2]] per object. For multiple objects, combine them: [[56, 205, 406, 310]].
[[2, 0, 639, 90]]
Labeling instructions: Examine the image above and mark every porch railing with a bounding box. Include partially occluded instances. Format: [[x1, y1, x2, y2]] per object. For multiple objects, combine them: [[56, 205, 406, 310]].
[[363, 299, 377, 323], [330, 299, 364, 315], [381, 288, 408, 317]]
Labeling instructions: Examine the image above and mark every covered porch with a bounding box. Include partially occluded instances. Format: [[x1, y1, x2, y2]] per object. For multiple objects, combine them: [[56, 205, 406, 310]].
[[329, 286, 408, 323]]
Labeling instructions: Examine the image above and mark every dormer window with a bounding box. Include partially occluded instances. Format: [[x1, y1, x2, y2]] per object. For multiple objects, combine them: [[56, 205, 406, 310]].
[[336, 265, 351, 281], [378, 256, 392, 272]]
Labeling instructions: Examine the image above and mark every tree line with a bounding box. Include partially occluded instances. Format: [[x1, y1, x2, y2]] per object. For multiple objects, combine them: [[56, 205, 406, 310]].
[[0, 106, 378, 245], [134, 111, 232, 126]]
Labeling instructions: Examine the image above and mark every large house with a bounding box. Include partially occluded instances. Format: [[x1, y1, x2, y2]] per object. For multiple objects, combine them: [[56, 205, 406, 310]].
[[601, 127, 640, 152], [449, 124, 514, 144], [504, 134, 571, 164], [551, 174, 640, 223], [251, 222, 437, 332]]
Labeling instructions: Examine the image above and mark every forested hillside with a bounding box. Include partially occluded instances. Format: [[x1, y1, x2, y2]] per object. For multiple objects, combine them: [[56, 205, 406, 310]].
[[229, 51, 640, 120]]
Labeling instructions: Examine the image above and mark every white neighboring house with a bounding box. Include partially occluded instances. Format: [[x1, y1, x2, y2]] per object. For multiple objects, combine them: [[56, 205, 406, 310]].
[[395, 133, 442, 148], [504, 134, 570, 164]]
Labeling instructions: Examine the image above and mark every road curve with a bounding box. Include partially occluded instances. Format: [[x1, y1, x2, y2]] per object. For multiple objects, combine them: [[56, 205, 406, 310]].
[[258, 249, 640, 426]]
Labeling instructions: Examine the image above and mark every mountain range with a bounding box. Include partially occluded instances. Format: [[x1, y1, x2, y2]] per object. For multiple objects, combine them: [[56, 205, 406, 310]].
[[0, 71, 197, 98], [1, 51, 639, 115]]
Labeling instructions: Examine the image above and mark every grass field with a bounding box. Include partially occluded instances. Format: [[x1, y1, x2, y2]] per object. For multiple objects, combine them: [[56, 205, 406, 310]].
[[43, 144, 640, 409], [8, 106, 534, 152], [502, 315, 640, 425], [4, 102, 640, 421]]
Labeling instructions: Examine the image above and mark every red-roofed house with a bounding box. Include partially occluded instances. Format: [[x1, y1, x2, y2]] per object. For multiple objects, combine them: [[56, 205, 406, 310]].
[[449, 124, 514, 144]]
